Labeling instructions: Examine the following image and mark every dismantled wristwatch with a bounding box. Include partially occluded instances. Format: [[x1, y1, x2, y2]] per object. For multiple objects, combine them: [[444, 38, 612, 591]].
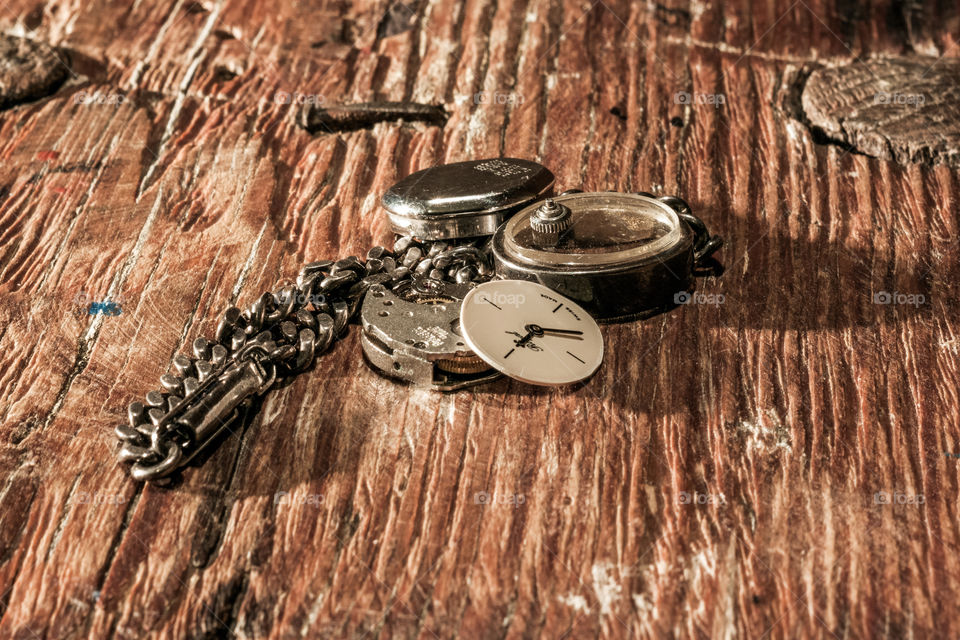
[[362, 158, 722, 388], [114, 157, 722, 481]]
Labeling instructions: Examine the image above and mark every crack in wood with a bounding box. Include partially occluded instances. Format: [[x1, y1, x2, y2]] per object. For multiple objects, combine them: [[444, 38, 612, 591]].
[[652, 3, 691, 29], [136, 1, 224, 198], [194, 572, 250, 638], [43, 474, 82, 563], [25, 160, 110, 185], [35, 334, 97, 437], [80, 486, 143, 638], [187, 402, 265, 570], [229, 220, 268, 306]]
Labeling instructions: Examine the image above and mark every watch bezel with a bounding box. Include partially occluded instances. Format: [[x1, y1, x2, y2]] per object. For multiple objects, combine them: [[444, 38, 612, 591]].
[[491, 192, 698, 322]]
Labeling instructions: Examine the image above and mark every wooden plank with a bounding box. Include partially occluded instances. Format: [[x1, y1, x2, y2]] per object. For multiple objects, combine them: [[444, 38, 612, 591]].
[[0, 0, 959, 637]]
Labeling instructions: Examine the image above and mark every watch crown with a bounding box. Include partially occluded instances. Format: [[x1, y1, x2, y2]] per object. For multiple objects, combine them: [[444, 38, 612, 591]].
[[530, 199, 572, 235]]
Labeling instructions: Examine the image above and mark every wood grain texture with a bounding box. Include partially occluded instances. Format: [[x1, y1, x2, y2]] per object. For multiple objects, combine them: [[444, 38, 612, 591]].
[[1, 0, 959, 638]]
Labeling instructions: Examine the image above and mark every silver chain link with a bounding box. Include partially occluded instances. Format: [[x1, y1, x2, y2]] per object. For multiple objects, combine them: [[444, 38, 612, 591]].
[[115, 236, 492, 481]]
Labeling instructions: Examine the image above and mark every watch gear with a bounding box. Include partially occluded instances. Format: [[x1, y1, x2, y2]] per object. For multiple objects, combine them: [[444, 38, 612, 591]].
[[360, 277, 500, 391]]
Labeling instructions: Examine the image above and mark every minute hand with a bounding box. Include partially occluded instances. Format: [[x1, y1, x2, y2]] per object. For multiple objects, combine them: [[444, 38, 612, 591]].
[[526, 324, 584, 337]]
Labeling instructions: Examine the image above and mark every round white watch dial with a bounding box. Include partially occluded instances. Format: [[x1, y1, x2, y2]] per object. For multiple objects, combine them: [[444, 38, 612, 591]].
[[460, 280, 603, 386]]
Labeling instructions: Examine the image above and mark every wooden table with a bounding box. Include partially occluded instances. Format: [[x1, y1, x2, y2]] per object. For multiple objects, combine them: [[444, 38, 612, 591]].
[[1, 1, 958, 637]]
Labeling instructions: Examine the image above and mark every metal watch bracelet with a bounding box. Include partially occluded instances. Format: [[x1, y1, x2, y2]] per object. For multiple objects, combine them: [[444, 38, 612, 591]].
[[114, 237, 490, 482]]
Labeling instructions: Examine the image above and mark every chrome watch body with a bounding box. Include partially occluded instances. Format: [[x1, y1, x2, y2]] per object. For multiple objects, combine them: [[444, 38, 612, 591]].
[[381, 158, 554, 239], [491, 192, 722, 322]]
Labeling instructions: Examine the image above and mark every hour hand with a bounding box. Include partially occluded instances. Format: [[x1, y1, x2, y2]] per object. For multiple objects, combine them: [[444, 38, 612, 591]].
[[525, 324, 583, 337]]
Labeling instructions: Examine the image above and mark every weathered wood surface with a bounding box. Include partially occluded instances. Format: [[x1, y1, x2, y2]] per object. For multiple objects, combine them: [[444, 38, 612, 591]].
[[1, 0, 959, 638], [802, 57, 960, 168]]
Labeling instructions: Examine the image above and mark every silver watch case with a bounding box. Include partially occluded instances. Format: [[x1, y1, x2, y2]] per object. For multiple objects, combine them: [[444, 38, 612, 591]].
[[492, 192, 717, 322], [381, 158, 554, 240]]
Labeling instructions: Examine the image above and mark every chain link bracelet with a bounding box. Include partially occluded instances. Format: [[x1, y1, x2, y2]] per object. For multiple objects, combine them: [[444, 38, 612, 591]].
[[114, 236, 490, 481]]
